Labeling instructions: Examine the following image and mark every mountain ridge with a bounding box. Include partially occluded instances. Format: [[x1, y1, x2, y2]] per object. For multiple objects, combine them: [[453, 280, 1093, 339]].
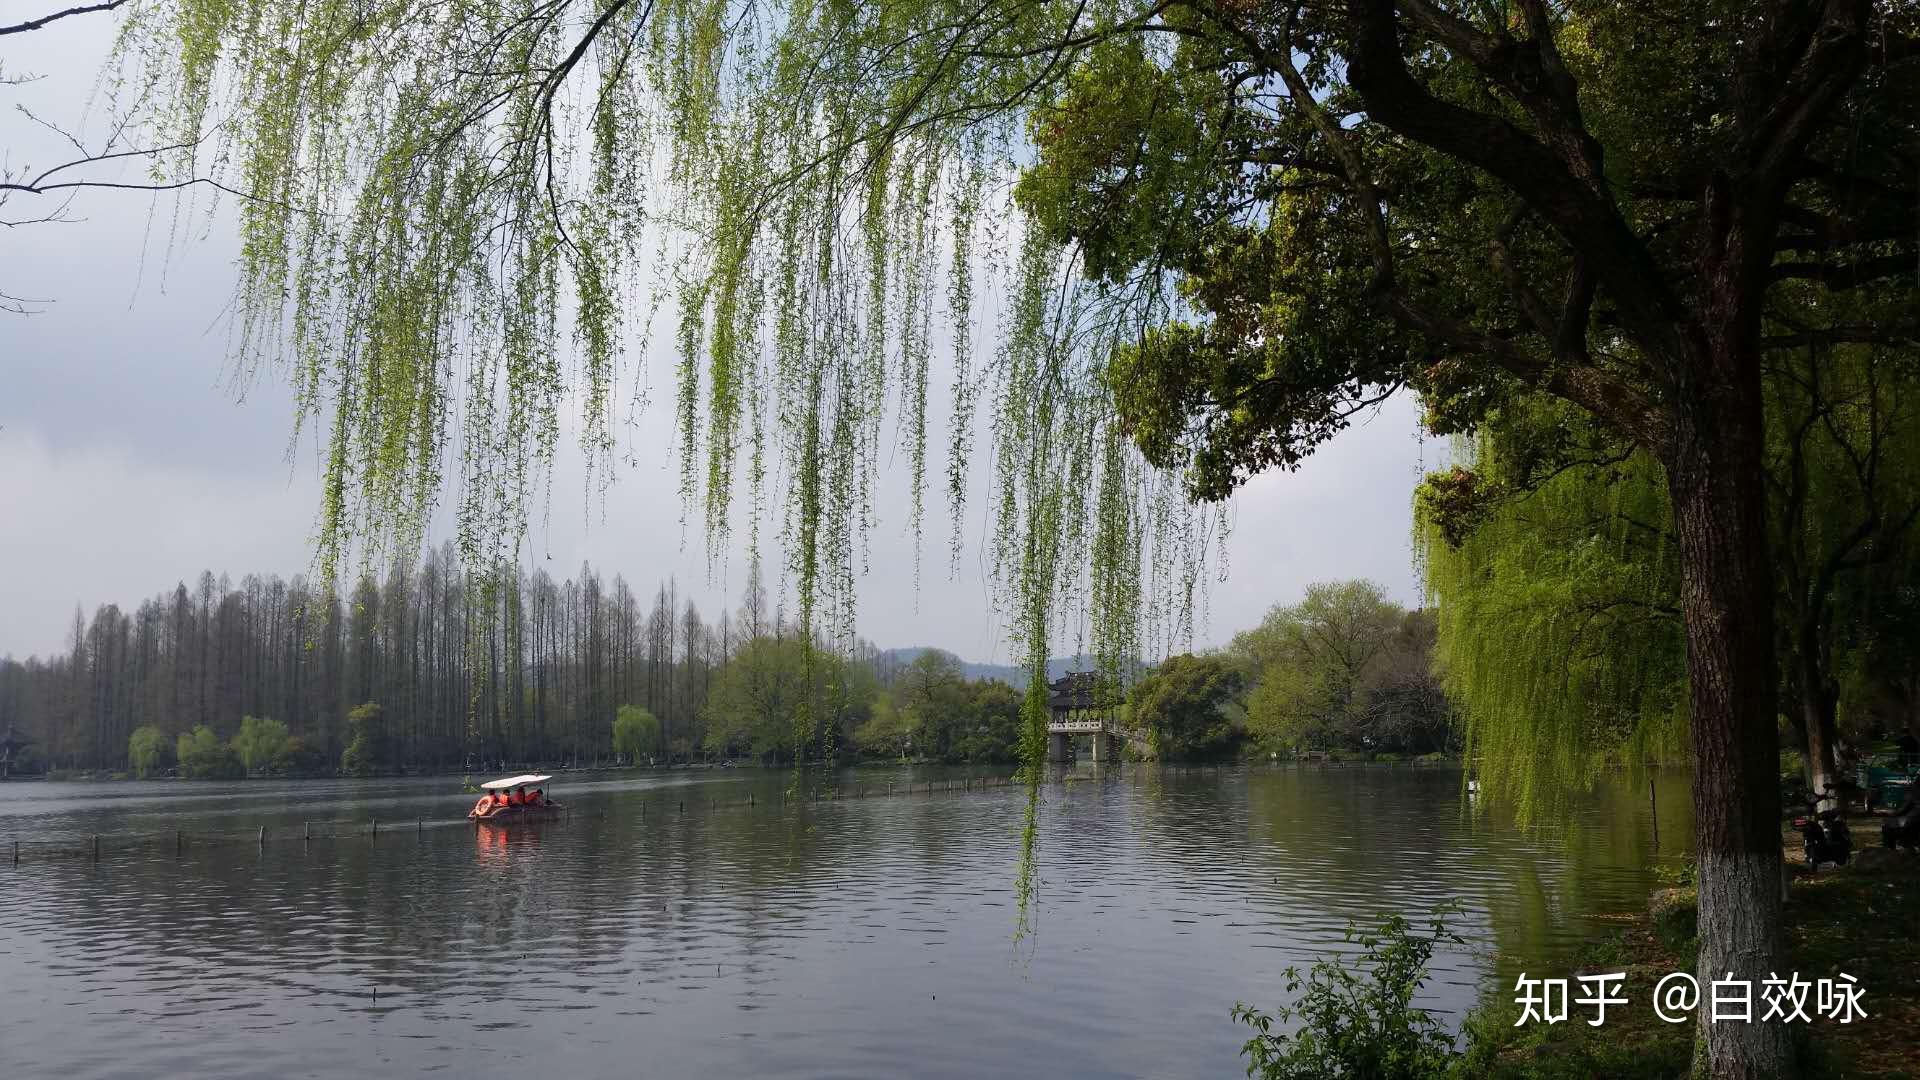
[[875, 648, 1111, 688]]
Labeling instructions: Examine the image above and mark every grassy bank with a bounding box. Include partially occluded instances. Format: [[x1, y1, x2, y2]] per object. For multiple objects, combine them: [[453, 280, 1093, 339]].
[[1471, 816, 1919, 1079]]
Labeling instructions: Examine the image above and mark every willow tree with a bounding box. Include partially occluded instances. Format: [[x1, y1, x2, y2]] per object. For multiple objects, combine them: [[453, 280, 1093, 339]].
[[1416, 330, 1920, 818], [30, 0, 1916, 1074], [1418, 405, 1690, 821]]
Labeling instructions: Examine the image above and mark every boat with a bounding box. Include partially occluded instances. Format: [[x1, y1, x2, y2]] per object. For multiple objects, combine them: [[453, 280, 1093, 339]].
[[467, 774, 563, 822]]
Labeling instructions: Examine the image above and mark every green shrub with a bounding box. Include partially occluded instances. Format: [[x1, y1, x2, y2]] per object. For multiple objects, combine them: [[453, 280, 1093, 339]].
[[1232, 910, 1462, 1080], [1232, 909, 1699, 1080], [277, 736, 330, 775], [1651, 857, 1697, 888], [1456, 1006, 1689, 1080], [1574, 932, 1628, 971], [175, 725, 244, 779], [233, 716, 293, 775], [341, 702, 388, 776], [128, 724, 169, 778], [613, 704, 661, 762]]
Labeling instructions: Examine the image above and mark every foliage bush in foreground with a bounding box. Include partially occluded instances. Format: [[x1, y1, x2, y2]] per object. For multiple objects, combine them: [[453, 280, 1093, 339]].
[[1232, 911, 1462, 1080], [1235, 910, 1711, 1080]]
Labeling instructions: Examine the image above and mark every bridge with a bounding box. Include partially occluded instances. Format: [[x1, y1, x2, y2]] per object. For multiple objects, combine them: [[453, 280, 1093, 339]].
[[1045, 672, 1127, 764]]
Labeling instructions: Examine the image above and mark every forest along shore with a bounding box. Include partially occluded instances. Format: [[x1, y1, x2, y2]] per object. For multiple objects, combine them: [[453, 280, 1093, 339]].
[[2, 573, 1453, 783]]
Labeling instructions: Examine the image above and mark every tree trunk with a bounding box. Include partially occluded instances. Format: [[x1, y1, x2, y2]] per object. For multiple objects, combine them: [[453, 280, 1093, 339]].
[[1799, 636, 1840, 811], [1667, 368, 1796, 1079]]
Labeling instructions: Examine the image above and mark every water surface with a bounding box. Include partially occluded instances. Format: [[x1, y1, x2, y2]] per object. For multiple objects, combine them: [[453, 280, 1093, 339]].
[[0, 765, 1689, 1078]]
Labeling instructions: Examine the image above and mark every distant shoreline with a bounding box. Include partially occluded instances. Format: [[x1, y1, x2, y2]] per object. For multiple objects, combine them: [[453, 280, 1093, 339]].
[[10, 754, 1466, 784]]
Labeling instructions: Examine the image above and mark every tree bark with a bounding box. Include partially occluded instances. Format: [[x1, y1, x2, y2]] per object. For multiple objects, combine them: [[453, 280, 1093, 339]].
[[1798, 635, 1841, 809], [1666, 351, 1796, 1079]]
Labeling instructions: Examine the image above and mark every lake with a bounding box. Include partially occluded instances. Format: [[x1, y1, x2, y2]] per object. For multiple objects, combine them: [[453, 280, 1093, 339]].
[[0, 765, 1690, 1078]]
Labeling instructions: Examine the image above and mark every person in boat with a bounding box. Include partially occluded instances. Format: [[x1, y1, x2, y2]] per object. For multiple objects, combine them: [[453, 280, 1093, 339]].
[[531, 788, 544, 806]]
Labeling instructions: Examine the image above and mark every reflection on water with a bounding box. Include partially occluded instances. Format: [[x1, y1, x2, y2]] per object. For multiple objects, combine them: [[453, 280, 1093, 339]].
[[0, 766, 1689, 1079]]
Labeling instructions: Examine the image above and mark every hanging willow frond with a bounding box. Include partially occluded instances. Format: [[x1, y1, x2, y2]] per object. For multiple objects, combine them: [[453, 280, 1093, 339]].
[[1416, 431, 1688, 823], [110, 0, 1217, 772]]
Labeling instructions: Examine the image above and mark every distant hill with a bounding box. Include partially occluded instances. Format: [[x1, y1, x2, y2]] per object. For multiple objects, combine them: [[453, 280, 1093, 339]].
[[875, 648, 1110, 688]]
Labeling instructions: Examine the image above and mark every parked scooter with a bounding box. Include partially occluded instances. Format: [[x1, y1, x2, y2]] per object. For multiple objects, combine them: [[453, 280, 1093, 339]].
[[1795, 788, 1852, 869]]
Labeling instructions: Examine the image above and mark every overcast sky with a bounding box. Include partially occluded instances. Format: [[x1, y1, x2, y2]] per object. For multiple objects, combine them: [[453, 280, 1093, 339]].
[[0, 16, 1434, 664]]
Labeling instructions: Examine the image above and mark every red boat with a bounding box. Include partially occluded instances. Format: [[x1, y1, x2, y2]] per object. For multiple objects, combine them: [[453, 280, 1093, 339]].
[[468, 774, 562, 822]]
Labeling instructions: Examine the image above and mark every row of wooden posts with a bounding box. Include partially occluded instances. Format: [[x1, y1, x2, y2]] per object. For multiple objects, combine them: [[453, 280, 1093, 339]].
[[8, 816, 427, 864], [635, 774, 1021, 818]]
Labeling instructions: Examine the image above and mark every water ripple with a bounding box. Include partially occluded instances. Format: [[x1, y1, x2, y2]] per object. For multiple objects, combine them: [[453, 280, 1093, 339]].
[[0, 766, 1685, 1078]]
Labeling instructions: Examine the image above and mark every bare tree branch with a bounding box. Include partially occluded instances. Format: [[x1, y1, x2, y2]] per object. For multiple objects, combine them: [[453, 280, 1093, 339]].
[[0, 287, 49, 315], [0, 0, 128, 36]]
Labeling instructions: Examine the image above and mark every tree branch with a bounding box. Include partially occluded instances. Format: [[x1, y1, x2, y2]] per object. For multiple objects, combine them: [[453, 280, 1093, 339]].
[[1771, 253, 1919, 290], [0, 0, 127, 36], [1555, 256, 1596, 363], [1742, 0, 1871, 194], [1341, 0, 1690, 369], [1762, 324, 1920, 349]]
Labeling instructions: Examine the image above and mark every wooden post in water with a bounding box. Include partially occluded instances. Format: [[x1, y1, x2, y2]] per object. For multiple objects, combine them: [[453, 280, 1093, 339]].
[[257, 825, 266, 849], [12, 839, 17, 865], [92, 834, 100, 861], [304, 821, 311, 846], [417, 818, 422, 835], [176, 829, 184, 856], [371, 818, 378, 842], [1649, 773, 1660, 849]]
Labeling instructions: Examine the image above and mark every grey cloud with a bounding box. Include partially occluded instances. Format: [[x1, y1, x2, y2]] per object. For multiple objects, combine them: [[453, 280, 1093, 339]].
[[0, 17, 1429, 664]]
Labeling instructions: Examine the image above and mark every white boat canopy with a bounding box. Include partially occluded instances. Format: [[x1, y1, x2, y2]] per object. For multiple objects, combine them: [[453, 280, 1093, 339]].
[[480, 774, 553, 790]]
